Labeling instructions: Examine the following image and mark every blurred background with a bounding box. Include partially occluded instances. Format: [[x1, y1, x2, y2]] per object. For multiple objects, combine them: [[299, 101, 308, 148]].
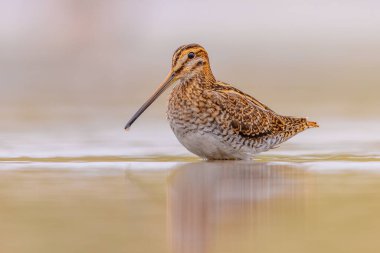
[[1, 1, 380, 253], [1, 0, 379, 128]]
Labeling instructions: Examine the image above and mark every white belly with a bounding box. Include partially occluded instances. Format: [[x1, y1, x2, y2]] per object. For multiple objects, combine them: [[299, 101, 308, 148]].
[[172, 130, 254, 160]]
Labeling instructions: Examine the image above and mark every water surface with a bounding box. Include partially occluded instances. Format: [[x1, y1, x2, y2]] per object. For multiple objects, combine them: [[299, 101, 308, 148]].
[[1, 118, 380, 253]]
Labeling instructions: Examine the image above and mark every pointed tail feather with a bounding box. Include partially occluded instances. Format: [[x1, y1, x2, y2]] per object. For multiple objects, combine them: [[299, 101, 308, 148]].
[[306, 120, 319, 128]]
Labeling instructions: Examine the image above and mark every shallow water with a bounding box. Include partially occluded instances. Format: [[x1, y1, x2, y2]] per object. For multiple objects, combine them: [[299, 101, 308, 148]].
[[1, 117, 380, 253], [2, 1, 380, 251]]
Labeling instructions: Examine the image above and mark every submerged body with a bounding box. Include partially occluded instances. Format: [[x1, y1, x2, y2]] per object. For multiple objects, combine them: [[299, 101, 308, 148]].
[[125, 44, 318, 160]]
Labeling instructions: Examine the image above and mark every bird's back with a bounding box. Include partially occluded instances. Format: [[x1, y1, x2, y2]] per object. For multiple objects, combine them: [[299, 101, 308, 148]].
[[210, 81, 317, 133], [167, 80, 318, 159]]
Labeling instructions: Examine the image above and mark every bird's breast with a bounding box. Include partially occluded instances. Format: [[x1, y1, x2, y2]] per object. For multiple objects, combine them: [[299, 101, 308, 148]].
[[167, 85, 222, 130]]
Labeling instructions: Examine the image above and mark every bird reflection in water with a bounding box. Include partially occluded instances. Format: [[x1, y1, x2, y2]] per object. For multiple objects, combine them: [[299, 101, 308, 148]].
[[167, 161, 308, 253]]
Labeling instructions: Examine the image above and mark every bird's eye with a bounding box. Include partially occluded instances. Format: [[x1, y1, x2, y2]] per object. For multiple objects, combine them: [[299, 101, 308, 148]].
[[188, 52, 195, 59]]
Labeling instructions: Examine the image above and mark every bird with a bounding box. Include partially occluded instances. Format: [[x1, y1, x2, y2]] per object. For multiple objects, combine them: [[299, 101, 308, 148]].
[[125, 44, 318, 160]]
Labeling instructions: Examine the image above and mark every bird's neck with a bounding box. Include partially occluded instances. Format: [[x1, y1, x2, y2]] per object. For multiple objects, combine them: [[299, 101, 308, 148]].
[[201, 65, 216, 84], [179, 67, 216, 89]]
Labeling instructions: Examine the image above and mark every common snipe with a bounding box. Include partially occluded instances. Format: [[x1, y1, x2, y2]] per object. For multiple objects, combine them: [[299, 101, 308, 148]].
[[125, 44, 318, 160]]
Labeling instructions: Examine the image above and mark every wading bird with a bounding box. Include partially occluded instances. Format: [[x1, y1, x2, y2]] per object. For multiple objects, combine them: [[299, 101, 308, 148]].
[[125, 44, 318, 160]]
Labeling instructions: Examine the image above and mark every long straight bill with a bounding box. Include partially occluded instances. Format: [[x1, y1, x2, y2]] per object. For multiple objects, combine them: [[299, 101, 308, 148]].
[[124, 73, 175, 131]]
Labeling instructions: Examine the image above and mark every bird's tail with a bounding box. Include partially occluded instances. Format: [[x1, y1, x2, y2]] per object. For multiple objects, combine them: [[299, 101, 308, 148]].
[[306, 120, 319, 128], [268, 116, 318, 148], [279, 115, 319, 129]]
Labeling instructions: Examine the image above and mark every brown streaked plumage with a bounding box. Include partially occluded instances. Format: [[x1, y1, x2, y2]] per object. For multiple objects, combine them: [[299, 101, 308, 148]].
[[125, 44, 318, 160]]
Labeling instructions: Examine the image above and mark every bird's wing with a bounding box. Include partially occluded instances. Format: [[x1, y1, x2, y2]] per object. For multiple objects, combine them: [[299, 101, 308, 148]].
[[212, 81, 275, 112], [206, 82, 284, 137]]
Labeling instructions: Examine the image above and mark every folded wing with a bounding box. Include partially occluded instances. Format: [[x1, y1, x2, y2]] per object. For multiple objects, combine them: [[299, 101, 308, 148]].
[[207, 82, 285, 138]]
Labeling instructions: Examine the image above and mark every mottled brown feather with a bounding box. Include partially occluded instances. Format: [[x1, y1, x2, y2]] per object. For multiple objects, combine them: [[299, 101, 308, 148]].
[[154, 44, 318, 159]]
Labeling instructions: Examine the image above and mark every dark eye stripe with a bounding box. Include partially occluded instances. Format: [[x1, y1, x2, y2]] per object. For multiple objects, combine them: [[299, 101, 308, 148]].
[[172, 45, 203, 66], [189, 60, 204, 72]]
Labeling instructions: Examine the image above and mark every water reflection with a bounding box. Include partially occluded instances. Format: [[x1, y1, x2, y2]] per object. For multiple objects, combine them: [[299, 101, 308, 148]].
[[167, 161, 308, 253]]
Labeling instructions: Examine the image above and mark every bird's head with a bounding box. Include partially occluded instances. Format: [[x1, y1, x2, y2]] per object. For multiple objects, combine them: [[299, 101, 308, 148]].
[[170, 44, 212, 81], [124, 43, 213, 130]]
